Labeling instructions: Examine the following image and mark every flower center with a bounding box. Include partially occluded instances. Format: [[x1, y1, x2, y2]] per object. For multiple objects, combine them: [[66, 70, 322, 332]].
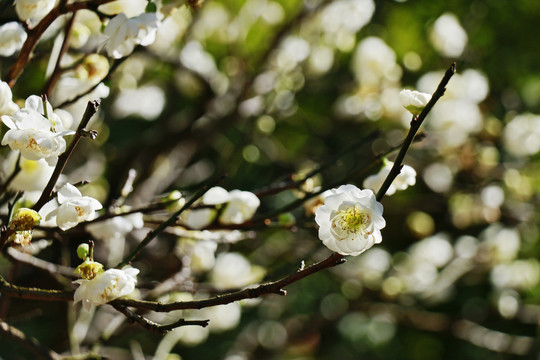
[[331, 206, 371, 240]]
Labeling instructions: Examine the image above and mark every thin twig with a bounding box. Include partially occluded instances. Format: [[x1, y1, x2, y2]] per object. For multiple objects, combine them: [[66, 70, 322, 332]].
[[0, 272, 73, 301], [111, 303, 208, 334], [6, 247, 76, 278], [32, 100, 100, 211], [115, 175, 226, 268], [376, 63, 456, 201]]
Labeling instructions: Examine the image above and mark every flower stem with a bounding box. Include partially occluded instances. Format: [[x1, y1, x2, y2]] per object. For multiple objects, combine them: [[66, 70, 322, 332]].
[[32, 100, 100, 211], [376, 63, 456, 201]]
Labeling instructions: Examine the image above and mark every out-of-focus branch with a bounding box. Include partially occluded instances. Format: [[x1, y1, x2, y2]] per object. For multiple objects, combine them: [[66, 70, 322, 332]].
[[111, 303, 209, 334], [6, 247, 76, 278], [376, 63, 456, 201], [0, 272, 73, 301], [115, 175, 225, 268], [32, 100, 100, 211], [0, 318, 61, 360], [255, 130, 381, 198]]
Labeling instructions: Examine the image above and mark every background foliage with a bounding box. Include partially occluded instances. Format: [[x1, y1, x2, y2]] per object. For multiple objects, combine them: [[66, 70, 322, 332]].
[[1, 0, 540, 359]]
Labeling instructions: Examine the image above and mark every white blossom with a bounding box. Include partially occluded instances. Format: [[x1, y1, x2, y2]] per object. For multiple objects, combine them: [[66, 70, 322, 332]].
[[315, 184, 385, 256], [104, 13, 160, 59], [363, 160, 416, 196], [73, 267, 139, 310], [0, 22, 27, 57], [14, 0, 56, 27], [219, 190, 260, 225], [399, 89, 431, 116], [40, 183, 103, 230], [1, 95, 74, 165]]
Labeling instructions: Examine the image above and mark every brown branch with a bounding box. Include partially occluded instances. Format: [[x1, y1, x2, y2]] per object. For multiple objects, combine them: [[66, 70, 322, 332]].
[[111, 302, 208, 334], [114, 252, 345, 311], [376, 63, 456, 201], [0, 318, 61, 360], [3, 0, 116, 87], [0, 272, 73, 302], [32, 100, 100, 211]]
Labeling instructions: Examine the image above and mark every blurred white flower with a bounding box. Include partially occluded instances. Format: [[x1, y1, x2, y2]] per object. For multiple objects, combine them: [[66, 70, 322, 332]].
[[429, 13, 468, 58], [98, 0, 148, 17], [0, 22, 27, 57], [480, 223, 520, 263], [353, 37, 400, 89], [219, 190, 260, 225], [422, 162, 454, 193], [410, 233, 454, 268], [210, 252, 265, 290], [399, 89, 431, 116], [203, 302, 242, 333], [175, 239, 217, 273], [56, 82, 110, 122], [2, 152, 54, 191], [503, 113, 540, 156], [320, 0, 375, 34], [40, 183, 103, 230], [86, 213, 144, 242], [181, 208, 217, 230], [0, 80, 19, 116], [491, 259, 540, 290], [1, 95, 74, 165], [315, 184, 385, 256], [73, 267, 139, 310], [363, 160, 416, 196], [104, 13, 160, 59], [180, 41, 218, 79], [14, 0, 56, 26], [113, 85, 166, 120], [202, 186, 230, 205], [416, 69, 488, 148], [181, 187, 260, 228]]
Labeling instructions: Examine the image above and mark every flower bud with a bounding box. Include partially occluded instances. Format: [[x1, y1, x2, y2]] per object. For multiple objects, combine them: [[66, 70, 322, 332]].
[[77, 243, 90, 260], [400, 89, 431, 116], [160, 190, 186, 213]]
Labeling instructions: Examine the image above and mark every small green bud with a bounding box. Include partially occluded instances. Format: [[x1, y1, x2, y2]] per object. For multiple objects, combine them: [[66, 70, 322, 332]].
[[278, 212, 296, 227], [77, 243, 90, 260], [160, 190, 186, 213]]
